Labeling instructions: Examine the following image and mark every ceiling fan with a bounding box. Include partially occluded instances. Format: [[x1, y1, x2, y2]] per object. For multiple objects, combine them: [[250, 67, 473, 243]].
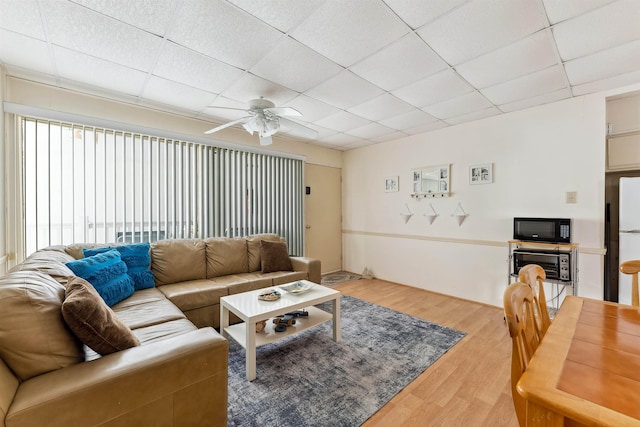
[[204, 98, 318, 146]]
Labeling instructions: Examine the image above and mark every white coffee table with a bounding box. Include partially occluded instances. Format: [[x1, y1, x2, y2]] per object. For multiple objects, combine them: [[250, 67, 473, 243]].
[[220, 280, 341, 381]]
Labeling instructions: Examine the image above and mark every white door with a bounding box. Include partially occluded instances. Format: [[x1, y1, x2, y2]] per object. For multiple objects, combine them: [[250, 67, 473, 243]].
[[619, 177, 640, 305]]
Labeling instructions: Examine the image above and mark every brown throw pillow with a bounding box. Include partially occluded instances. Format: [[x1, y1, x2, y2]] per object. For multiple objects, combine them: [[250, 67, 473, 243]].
[[260, 240, 293, 273], [62, 277, 140, 355]]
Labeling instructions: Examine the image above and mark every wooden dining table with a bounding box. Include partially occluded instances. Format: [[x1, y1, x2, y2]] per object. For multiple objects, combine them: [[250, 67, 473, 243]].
[[517, 295, 640, 426]]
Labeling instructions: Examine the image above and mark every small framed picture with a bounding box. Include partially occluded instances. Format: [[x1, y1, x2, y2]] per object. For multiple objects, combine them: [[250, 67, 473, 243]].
[[385, 176, 399, 192], [469, 163, 493, 185]]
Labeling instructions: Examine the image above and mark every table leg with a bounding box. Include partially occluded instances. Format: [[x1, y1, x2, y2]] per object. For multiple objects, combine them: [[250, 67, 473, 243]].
[[220, 303, 229, 337], [246, 321, 257, 381], [333, 297, 341, 342]]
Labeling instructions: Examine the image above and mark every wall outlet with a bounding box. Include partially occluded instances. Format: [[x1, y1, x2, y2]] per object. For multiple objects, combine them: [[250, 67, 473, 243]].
[[566, 191, 577, 204]]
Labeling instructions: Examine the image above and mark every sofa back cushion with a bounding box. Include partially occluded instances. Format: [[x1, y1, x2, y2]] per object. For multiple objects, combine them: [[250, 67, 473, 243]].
[[151, 239, 206, 286], [0, 271, 84, 381], [247, 234, 282, 272], [205, 237, 248, 278]]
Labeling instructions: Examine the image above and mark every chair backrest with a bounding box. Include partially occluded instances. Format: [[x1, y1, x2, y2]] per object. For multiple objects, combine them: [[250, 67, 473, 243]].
[[518, 264, 551, 336], [620, 260, 640, 307], [503, 282, 543, 427]]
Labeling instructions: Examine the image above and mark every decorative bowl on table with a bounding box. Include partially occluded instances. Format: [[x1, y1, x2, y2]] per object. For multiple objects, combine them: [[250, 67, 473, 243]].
[[279, 281, 313, 294]]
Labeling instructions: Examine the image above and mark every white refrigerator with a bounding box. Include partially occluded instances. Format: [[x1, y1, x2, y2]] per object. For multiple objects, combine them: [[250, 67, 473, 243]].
[[619, 177, 640, 305]]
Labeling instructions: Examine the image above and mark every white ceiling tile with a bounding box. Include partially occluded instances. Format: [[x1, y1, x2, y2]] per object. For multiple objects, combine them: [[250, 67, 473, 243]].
[[444, 106, 501, 125], [572, 70, 640, 96], [379, 109, 439, 130], [423, 91, 493, 119], [552, 0, 640, 61], [345, 122, 396, 139], [456, 30, 558, 89], [226, 0, 326, 33], [71, 0, 176, 36], [289, 123, 338, 140], [384, 0, 469, 30], [143, 76, 218, 111], [347, 94, 415, 122], [284, 95, 341, 122], [343, 139, 377, 149], [392, 69, 473, 108], [543, 0, 617, 24], [371, 131, 409, 143], [319, 132, 366, 146], [314, 110, 372, 132], [405, 120, 448, 135], [305, 70, 385, 110], [202, 96, 252, 121], [564, 40, 640, 86], [481, 65, 567, 105], [499, 88, 571, 112], [40, 0, 162, 72], [350, 33, 448, 91], [290, 0, 409, 67], [154, 42, 245, 94], [220, 72, 299, 106], [418, 0, 547, 65], [168, 0, 284, 70], [0, 30, 54, 75], [54, 46, 148, 96], [250, 37, 343, 92], [0, 0, 45, 40]]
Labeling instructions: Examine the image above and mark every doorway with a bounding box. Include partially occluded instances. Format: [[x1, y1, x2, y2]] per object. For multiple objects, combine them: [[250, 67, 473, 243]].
[[604, 169, 640, 302]]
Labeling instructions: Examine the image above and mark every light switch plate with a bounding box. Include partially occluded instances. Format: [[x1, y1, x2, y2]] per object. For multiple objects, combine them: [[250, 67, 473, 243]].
[[566, 191, 577, 204]]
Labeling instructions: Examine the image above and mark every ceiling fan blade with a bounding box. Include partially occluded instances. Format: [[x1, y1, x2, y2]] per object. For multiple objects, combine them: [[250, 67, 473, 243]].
[[278, 117, 319, 138], [204, 116, 252, 134], [205, 105, 249, 112], [264, 107, 302, 117]]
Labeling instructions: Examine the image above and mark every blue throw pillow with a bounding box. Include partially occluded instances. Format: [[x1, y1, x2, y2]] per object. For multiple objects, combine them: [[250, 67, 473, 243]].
[[83, 243, 155, 291], [66, 250, 135, 306]]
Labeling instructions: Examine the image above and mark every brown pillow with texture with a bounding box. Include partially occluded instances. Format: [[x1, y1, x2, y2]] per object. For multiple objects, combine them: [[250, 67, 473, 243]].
[[260, 240, 293, 273], [62, 277, 140, 355]]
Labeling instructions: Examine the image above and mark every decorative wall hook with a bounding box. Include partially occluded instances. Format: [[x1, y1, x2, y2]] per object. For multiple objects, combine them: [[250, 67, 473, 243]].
[[423, 203, 439, 225], [451, 203, 468, 226], [400, 203, 413, 224]]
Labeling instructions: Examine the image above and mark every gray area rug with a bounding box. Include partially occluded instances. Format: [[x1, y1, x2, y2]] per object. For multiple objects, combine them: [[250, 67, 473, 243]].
[[227, 295, 465, 427], [321, 271, 362, 286]]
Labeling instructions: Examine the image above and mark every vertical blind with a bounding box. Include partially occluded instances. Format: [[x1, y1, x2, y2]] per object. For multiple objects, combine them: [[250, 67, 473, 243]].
[[20, 117, 304, 257]]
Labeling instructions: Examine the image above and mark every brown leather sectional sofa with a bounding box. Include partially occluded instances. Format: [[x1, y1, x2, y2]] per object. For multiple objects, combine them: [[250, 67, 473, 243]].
[[0, 233, 321, 427]]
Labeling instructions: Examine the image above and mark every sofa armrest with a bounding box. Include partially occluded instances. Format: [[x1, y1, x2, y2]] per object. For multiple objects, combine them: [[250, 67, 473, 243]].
[[290, 257, 321, 284], [7, 328, 228, 427]]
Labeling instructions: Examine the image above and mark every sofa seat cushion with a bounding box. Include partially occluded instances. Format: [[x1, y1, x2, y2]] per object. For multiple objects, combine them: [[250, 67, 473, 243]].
[[132, 318, 198, 345], [0, 271, 84, 380], [225, 273, 273, 295], [205, 237, 248, 278], [157, 278, 229, 312], [112, 287, 167, 308], [264, 271, 308, 286], [112, 297, 186, 330], [151, 239, 206, 285], [62, 277, 140, 356]]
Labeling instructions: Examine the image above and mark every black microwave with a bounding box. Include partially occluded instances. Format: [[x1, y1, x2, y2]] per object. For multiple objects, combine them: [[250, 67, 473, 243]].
[[513, 217, 571, 244]]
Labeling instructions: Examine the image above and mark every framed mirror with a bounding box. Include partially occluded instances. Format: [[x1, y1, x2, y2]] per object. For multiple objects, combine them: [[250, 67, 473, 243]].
[[411, 164, 450, 198]]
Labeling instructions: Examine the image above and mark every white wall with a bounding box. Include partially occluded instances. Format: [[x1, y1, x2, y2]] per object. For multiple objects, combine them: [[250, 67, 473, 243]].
[[343, 93, 614, 307]]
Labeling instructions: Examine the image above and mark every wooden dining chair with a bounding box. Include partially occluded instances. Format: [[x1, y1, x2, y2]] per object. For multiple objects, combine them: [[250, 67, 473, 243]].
[[518, 264, 551, 336], [504, 282, 543, 427], [620, 260, 640, 307]]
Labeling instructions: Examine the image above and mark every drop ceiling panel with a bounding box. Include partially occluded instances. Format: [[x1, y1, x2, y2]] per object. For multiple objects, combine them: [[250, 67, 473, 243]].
[[305, 70, 385, 110], [250, 37, 342, 92], [455, 30, 558, 89], [564, 40, 640, 86], [226, 0, 326, 33], [319, 132, 365, 147], [345, 122, 396, 139], [542, 0, 616, 24], [290, 0, 408, 67], [220, 73, 298, 106], [392, 69, 474, 108], [372, 131, 409, 143], [382, 0, 469, 30], [0, 31, 54, 75], [350, 33, 449, 91], [347, 94, 415, 122], [417, 0, 548, 65], [167, 0, 284, 70], [499, 88, 571, 113], [314, 110, 372, 133], [423, 91, 493, 119], [404, 120, 448, 135], [202, 96, 250, 121], [481, 65, 568, 105], [284, 95, 341, 123], [154, 43, 245, 94], [143, 76, 218, 111], [444, 106, 501, 125], [552, 0, 640, 61], [379, 109, 439, 130], [41, 1, 162, 72], [572, 69, 640, 96], [0, 0, 45, 40]]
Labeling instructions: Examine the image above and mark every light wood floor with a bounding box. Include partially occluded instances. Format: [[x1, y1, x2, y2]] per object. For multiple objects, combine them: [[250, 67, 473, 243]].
[[332, 278, 518, 427]]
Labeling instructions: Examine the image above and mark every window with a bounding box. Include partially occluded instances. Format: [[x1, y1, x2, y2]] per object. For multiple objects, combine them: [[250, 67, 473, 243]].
[[17, 117, 304, 257]]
